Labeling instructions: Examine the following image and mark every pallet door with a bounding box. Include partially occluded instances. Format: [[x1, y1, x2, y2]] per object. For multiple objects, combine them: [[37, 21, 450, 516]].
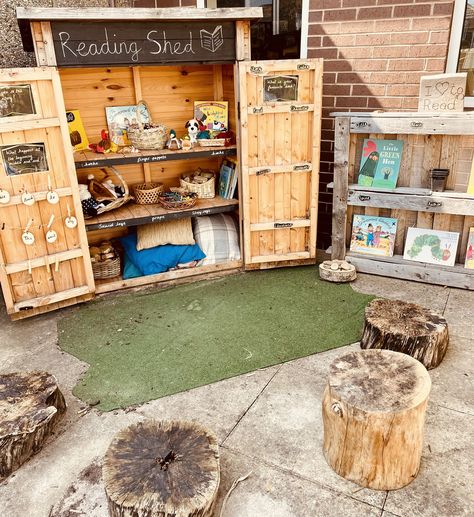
[[238, 59, 322, 267], [0, 68, 94, 319]]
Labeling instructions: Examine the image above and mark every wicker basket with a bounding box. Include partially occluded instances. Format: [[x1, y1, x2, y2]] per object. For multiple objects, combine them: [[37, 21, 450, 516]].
[[197, 138, 226, 147], [133, 182, 164, 204], [92, 256, 121, 279], [88, 167, 131, 215], [180, 172, 215, 199], [127, 100, 167, 150], [158, 189, 198, 210]]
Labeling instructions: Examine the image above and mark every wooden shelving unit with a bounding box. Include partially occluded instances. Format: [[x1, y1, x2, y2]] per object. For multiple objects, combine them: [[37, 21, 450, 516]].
[[331, 111, 474, 290]]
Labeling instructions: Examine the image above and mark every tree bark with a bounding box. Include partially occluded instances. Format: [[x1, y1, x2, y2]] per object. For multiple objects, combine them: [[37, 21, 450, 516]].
[[103, 420, 220, 517], [360, 298, 449, 369], [0, 371, 66, 481], [322, 350, 431, 490]]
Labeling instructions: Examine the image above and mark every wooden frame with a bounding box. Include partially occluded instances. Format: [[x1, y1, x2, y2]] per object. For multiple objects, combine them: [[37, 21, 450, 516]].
[[331, 111, 474, 290]]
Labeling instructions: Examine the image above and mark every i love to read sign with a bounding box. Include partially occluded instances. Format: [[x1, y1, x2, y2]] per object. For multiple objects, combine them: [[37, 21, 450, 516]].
[[418, 73, 467, 113]]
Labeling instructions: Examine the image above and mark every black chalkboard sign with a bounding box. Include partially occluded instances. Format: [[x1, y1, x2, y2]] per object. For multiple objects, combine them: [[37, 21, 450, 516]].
[[1, 143, 49, 176], [0, 84, 36, 118], [263, 75, 299, 102], [51, 21, 236, 67]]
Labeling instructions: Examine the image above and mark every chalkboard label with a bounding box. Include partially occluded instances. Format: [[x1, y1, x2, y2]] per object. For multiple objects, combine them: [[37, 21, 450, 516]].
[[263, 75, 298, 102], [51, 21, 236, 66], [0, 84, 36, 118], [1, 143, 49, 176]]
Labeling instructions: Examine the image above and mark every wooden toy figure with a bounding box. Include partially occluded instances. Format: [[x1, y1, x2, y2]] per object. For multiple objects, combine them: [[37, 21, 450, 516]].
[[166, 129, 182, 150]]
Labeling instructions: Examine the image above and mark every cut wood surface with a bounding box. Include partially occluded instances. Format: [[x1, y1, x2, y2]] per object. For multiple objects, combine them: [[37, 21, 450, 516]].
[[319, 259, 356, 283], [322, 349, 431, 490], [0, 371, 66, 481], [360, 298, 449, 369], [103, 420, 220, 517]]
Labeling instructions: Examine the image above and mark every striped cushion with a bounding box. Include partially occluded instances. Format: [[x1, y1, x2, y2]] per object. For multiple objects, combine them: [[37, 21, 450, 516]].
[[193, 214, 240, 265]]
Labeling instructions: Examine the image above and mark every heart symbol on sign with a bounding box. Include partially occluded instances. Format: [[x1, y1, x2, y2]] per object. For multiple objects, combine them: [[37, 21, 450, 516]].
[[435, 81, 450, 96]]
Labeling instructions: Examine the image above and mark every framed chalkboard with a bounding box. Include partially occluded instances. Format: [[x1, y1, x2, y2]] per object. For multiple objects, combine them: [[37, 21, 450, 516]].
[[0, 84, 36, 118], [1, 143, 49, 176], [263, 75, 299, 102]]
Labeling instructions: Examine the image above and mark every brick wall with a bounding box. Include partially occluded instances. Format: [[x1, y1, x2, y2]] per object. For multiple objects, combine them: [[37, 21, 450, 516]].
[[307, 0, 455, 249], [133, 0, 196, 6]]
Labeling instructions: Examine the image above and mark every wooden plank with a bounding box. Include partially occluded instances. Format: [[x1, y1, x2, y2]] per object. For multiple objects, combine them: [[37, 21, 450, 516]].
[[14, 285, 90, 310], [331, 111, 474, 119], [349, 116, 474, 135], [40, 21, 56, 66], [213, 65, 224, 101], [345, 184, 432, 195], [250, 252, 310, 264], [247, 103, 314, 115], [250, 219, 310, 231], [10, 293, 92, 319], [416, 212, 434, 229], [4, 249, 83, 274], [0, 187, 72, 206], [235, 20, 251, 61], [0, 117, 60, 133], [31, 22, 47, 67], [0, 68, 54, 82], [245, 60, 317, 74], [248, 163, 312, 175]]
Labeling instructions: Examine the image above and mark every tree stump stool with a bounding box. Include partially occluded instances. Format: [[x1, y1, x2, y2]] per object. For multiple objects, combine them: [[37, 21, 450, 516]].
[[360, 298, 449, 369], [322, 350, 431, 490], [0, 371, 66, 481], [103, 420, 220, 517]]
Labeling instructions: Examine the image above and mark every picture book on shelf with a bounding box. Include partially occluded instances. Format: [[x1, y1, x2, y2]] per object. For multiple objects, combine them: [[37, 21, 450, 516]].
[[403, 228, 459, 267], [358, 139, 403, 189], [218, 158, 238, 199], [350, 215, 397, 257], [66, 110, 89, 151], [194, 101, 228, 132], [105, 104, 150, 146], [465, 227, 474, 269], [467, 157, 474, 194]]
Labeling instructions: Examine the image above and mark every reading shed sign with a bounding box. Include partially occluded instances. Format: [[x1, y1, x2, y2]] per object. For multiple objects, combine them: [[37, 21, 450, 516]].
[[51, 21, 236, 66]]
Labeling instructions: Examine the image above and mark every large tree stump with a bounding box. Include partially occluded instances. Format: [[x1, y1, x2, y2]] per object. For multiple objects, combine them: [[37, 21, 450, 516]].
[[360, 298, 449, 369], [0, 371, 66, 481], [103, 420, 220, 517], [322, 350, 431, 490]]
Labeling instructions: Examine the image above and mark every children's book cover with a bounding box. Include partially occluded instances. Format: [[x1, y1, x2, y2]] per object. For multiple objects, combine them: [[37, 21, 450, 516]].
[[464, 227, 474, 269], [403, 228, 459, 267], [358, 139, 403, 189], [105, 105, 150, 146], [467, 157, 474, 194], [66, 110, 89, 151], [350, 215, 397, 257], [194, 101, 228, 132]]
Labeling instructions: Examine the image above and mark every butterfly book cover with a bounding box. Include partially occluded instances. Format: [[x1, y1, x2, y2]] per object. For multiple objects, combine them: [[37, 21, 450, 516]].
[[350, 215, 398, 257], [358, 139, 404, 189], [403, 228, 459, 267]]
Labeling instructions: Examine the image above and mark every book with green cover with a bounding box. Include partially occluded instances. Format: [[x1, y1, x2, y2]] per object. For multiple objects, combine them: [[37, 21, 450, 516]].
[[358, 139, 403, 189]]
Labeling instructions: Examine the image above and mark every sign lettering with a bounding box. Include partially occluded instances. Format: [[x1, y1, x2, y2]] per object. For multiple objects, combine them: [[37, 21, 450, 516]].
[[0, 84, 36, 118], [1, 143, 48, 176], [274, 222, 293, 228], [290, 105, 309, 112], [418, 73, 467, 112], [263, 75, 298, 102]]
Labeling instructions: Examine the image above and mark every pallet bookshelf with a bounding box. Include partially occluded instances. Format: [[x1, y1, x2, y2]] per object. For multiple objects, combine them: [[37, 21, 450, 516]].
[[331, 112, 474, 290]]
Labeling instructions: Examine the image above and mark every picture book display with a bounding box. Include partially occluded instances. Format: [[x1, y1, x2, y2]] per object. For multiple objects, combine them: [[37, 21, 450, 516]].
[[350, 215, 397, 257], [66, 110, 89, 151], [358, 139, 403, 189], [218, 157, 238, 199], [465, 227, 474, 269], [106, 104, 150, 146], [403, 228, 459, 267], [194, 101, 228, 132]]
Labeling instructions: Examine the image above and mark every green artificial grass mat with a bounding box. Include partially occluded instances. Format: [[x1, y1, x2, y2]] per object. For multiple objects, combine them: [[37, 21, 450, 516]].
[[58, 267, 374, 411]]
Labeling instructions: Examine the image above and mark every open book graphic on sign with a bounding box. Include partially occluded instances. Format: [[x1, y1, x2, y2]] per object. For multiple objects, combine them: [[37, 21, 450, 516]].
[[200, 26, 224, 53]]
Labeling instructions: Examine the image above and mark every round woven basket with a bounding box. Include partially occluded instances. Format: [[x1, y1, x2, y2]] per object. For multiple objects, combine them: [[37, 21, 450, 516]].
[[127, 100, 167, 150], [158, 190, 198, 210], [92, 256, 121, 279], [180, 174, 215, 199], [133, 182, 164, 204], [197, 138, 226, 147]]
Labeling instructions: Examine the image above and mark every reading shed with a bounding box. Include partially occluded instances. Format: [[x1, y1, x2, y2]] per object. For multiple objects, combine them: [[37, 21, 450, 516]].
[[0, 8, 322, 319]]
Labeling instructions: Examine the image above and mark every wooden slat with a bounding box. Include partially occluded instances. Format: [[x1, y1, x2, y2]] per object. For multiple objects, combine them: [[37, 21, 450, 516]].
[[348, 116, 474, 135], [247, 103, 314, 115], [250, 252, 310, 264], [0, 187, 72, 206], [14, 285, 90, 310], [4, 249, 83, 274], [248, 163, 312, 175], [0, 67, 54, 82], [250, 219, 310, 231], [0, 117, 60, 132], [40, 21, 56, 66], [235, 20, 251, 61]]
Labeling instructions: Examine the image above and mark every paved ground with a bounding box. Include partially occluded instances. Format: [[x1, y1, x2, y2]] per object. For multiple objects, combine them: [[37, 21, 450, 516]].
[[0, 273, 472, 517]]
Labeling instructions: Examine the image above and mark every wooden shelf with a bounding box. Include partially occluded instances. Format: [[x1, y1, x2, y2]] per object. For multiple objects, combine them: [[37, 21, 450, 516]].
[[74, 145, 237, 169], [85, 196, 239, 231]]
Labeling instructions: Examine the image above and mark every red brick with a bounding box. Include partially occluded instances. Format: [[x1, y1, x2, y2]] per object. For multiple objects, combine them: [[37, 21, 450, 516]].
[[309, 0, 342, 8], [321, 130, 335, 141], [388, 59, 425, 71], [322, 35, 355, 47], [370, 72, 408, 84], [307, 36, 322, 48], [351, 58, 387, 71], [378, 0, 414, 4], [308, 22, 341, 35], [341, 20, 375, 34], [393, 4, 432, 17], [337, 72, 372, 83], [324, 59, 353, 72], [323, 72, 337, 83], [335, 96, 368, 107], [321, 140, 334, 152], [343, 0, 375, 6], [308, 47, 339, 59], [352, 84, 386, 96], [368, 97, 403, 109], [321, 118, 335, 130], [433, 3, 454, 16], [390, 32, 428, 45], [402, 97, 420, 110], [411, 18, 451, 31], [429, 31, 450, 44], [157, 0, 181, 5], [357, 6, 393, 20], [340, 46, 373, 59], [324, 8, 357, 22], [372, 46, 409, 58], [409, 45, 447, 58], [425, 58, 446, 71], [323, 96, 336, 108], [373, 19, 411, 32], [386, 84, 420, 96], [134, 0, 156, 6], [180, 0, 196, 5], [355, 33, 390, 46], [324, 84, 352, 96], [309, 10, 323, 23]]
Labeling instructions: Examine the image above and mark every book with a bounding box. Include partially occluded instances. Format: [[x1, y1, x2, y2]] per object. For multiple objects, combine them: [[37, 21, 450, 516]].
[[465, 227, 474, 269], [403, 228, 459, 267], [105, 105, 150, 146], [200, 26, 224, 53], [226, 157, 238, 199], [358, 139, 403, 189], [467, 157, 474, 194], [350, 215, 397, 257], [66, 110, 89, 151], [194, 101, 228, 132]]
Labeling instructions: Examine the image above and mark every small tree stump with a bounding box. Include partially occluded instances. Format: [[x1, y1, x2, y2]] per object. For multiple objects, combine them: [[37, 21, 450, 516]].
[[360, 298, 449, 369], [103, 420, 220, 517], [0, 371, 66, 481], [319, 260, 357, 283], [322, 350, 431, 490]]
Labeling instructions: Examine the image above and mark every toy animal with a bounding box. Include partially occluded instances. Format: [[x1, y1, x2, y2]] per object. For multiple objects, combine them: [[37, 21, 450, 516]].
[[166, 129, 182, 150], [89, 129, 118, 154], [185, 119, 200, 144]]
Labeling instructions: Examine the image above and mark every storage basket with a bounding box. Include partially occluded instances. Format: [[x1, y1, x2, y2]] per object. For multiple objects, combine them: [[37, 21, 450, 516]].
[[197, 138, 226, 147], [127, 100, 167, 150], [158, 189, 198, 210], [92, 256, 121, 279], [180, 171, 215, 199], [133, 182, 164, 204], [88, 167, 131, 215]]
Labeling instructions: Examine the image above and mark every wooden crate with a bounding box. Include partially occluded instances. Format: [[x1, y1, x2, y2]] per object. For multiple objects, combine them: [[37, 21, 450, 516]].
[[331, 112, 474, 290]]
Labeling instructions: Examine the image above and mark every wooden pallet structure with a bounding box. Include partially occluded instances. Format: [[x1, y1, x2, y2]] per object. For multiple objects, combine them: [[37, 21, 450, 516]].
[[331, 111, 474, 290]]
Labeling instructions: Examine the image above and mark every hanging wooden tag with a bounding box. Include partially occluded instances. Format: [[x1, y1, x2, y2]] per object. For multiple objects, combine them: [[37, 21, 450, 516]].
[[46, 229, 57, 243], [65, 215, 78, 229], [46, 190, 60, 205], [22, 231, 35, 245], [21, 192, 35, 206], [0, 188, 10, 204]]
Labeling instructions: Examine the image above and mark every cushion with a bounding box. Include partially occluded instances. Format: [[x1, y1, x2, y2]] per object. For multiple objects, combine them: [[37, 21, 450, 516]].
[[192, 214, 241, 265], [120, 233, 205, 276], [122, 256, 142, 280], [136, 218, 195, 251]]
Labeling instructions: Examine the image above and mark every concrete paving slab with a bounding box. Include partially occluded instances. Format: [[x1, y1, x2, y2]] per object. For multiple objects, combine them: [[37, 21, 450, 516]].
[[223, 360, 387, 509], [443, 289, 474, 339], [290, 342, 360, 374]]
